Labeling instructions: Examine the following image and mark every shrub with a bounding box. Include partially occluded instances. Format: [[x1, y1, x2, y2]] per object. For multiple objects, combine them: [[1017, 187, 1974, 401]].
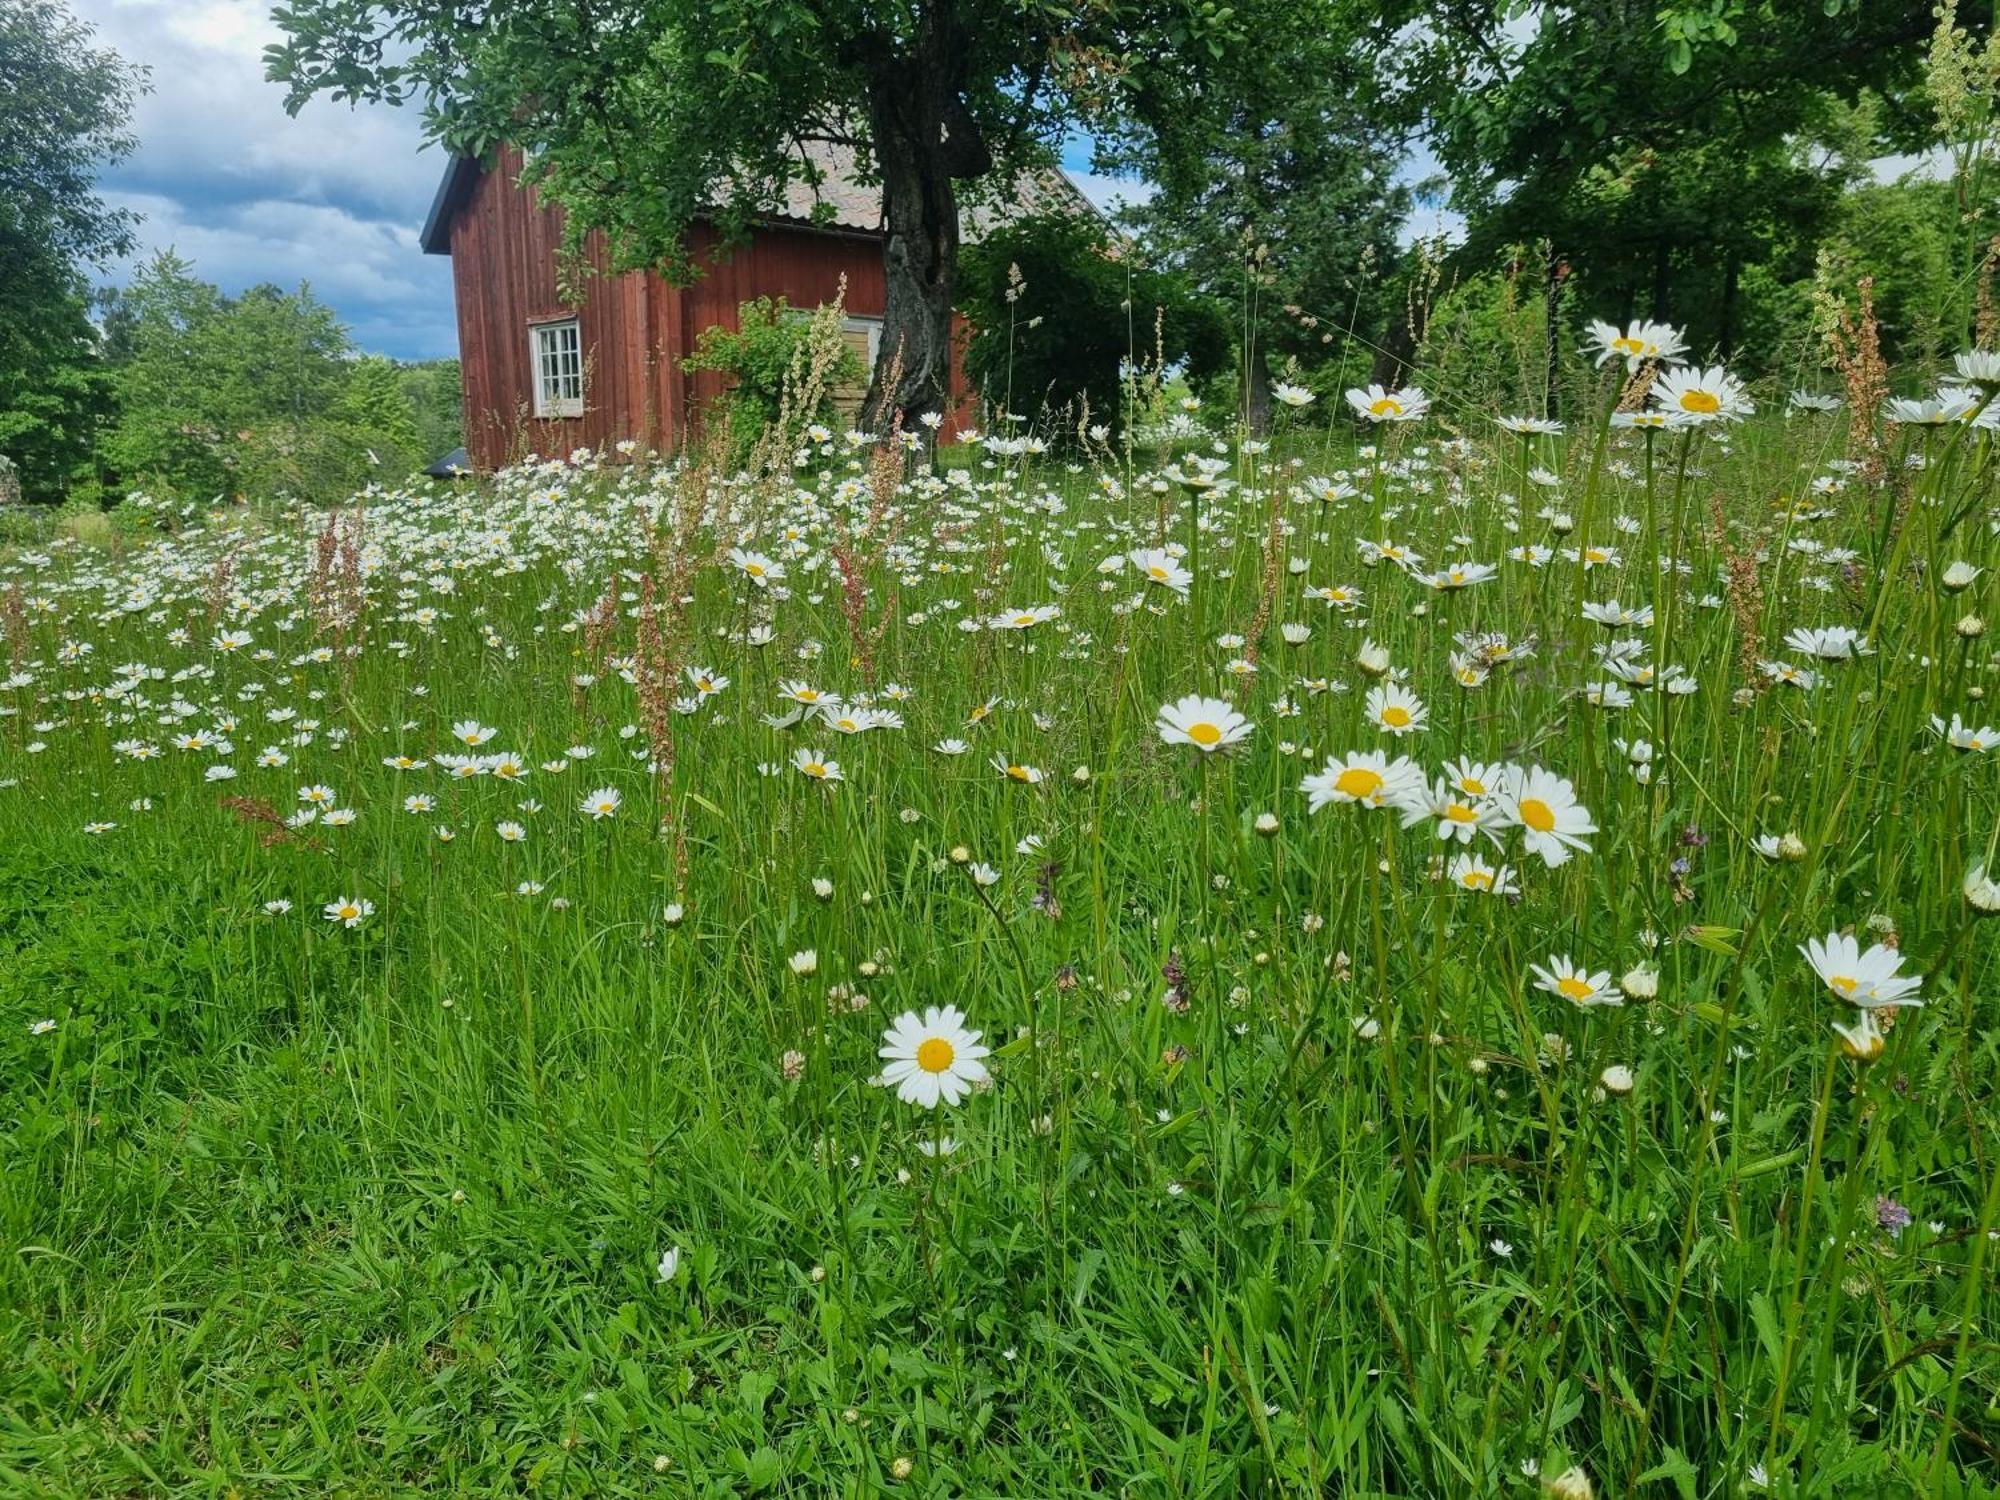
[[683, 297, 863, 453], [959, 212, 1231, 439]]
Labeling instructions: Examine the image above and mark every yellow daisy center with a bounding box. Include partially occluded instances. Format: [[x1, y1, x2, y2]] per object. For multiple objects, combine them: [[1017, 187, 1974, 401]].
[[1461, 871, 1493, 890], [916, 1037, 955, 1073], [1007, 765, 1030, 780], [1445, 803, 1478, 824], [1382, 706, 1413, 728], [803, 762, 826, 778], [745, 563, 765, 577], [1519, 797, 1557, 833], [1188, 721, 1223, 747], [1612, 336, 1645, 355], [1368, 398, 1403, 417], [1557, 976, 1594, 1001], [1679, 390, 1722, 415], [1335, 767, 1384, 799], [1828, 974, 1860, 996], [1460, 777, 1487, 796]]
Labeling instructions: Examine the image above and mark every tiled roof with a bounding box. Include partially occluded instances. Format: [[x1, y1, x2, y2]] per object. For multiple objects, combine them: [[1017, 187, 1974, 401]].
[[421, 139, 1096, 255]]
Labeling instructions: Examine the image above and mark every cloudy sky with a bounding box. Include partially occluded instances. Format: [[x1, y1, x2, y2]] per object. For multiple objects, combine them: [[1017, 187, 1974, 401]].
[[76, 0, 462, 361], [73, 1, 1439, 362]]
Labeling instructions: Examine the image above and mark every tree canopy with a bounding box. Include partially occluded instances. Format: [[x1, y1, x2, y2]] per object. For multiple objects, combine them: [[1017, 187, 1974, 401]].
[[0, 0, 146, 502], [1382, 0, 1996, 357], [265, 0, 1334, 422], [99, 253, 458, 501]]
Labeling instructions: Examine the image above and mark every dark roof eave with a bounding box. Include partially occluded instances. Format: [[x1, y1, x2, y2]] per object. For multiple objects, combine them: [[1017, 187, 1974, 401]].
[[419, 156, 480, 255]]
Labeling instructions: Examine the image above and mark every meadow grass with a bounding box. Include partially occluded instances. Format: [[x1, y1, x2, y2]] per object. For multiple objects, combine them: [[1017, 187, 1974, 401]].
[[0, 383, 1997, 1497]]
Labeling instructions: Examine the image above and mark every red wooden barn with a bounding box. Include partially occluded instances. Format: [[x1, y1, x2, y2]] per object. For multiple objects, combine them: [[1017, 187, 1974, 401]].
[[420, 143, 1090, 469]]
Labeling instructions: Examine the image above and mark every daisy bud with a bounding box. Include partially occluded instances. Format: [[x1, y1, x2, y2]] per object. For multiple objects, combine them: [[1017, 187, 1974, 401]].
[[1280, 622, 1311, 644], [662, 902, 685, 926], [1355, 639, 1391, 677], [788, 949, 818, 976], [812, 877, 834, 899], [1943, 560, 1981, 591], [1620, 965, 1660, 1000], [1071, 765, 1091, 784], [1549, 513, 1576, 535], [1599, 1064, 1635, 1096], [1255, 812, 1279, 836], [1956, 613, 1985, 639], [1832, 1012, 1885, 1062]]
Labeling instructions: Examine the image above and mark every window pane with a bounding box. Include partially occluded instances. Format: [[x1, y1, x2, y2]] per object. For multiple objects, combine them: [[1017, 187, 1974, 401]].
[[531, 320, 582, 415]]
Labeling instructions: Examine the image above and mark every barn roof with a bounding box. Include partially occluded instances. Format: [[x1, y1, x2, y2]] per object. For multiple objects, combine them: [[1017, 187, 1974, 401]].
[[419, 140, 1098, 255]]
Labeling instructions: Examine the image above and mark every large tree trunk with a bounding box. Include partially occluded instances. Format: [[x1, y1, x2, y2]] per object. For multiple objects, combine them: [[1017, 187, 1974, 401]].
[[864, 111, 960, 429], [858, 6, 990, 432]]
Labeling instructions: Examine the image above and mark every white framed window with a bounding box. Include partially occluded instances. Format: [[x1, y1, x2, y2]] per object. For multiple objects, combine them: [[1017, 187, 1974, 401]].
[[529, 318, 583, 418]]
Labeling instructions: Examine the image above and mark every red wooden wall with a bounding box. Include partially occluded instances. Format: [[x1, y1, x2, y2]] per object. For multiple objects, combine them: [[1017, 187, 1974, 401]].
[[445, 147, 970, 469]]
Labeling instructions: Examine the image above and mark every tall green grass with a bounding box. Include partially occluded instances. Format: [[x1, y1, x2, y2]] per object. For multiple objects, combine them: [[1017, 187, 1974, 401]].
[[0, 391, 1994, 1496]]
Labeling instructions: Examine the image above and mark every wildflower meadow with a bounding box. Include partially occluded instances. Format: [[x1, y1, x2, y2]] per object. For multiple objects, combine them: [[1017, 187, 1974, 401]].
[[2, 325, 1998, 1497]]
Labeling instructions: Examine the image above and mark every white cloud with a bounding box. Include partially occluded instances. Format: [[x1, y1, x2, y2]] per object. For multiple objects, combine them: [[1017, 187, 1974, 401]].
[[73, 0, 456, 357]]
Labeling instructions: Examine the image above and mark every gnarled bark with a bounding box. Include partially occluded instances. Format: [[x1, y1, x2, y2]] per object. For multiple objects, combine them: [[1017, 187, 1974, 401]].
[[856, 5, 989, 431]]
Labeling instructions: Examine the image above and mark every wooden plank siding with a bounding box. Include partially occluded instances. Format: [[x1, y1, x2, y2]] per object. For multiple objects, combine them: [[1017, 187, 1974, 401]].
[[444, 146, 972, 470]]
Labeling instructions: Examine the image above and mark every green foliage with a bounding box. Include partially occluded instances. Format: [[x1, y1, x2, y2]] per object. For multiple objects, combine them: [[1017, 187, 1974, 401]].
[[682, 297, 862, 446], [1105, 2, 1410, 421], [958, 213, 1230, 433], [397, 357, 464, 461], [97, 253, 458, 501], [1411, 261, 1553, 423], [0, 0, 144, 503], [1382, 0, 1955, 361]]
